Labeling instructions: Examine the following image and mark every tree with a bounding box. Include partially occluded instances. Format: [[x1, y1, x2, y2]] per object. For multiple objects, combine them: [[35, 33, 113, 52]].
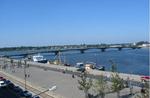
[[78, 72, 92, 98], [109, 60, 117, 72], [134, 79, 150, 98], [93, 75, 109, 98], [140, 81, 150, 98], [3, 58, 7, 69], [10, 59, 14, 67], [111, 73, 125, 98], [143, 81, 150, 98]]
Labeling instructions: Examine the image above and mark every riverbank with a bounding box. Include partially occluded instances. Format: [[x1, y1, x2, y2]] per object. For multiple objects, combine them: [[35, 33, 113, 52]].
[[0, 57, 145, 83], [0, 62, 142, 98]]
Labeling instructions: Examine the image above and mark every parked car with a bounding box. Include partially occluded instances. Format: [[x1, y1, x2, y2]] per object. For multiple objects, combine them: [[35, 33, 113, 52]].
[[7, 82, 15, 89], [95, 66, 105, 71], [4, 80, 11, 85], [0, 80, 7, 88], [141, 76, 150, 82], [14, 86, 23, 93], [0, 76, 5, 81], [77, 67, 85, 72], [64, 63, 71, 66], [22, 90, 32, 98], [76, 62, 84, 68], [32, 95, 40, 98]]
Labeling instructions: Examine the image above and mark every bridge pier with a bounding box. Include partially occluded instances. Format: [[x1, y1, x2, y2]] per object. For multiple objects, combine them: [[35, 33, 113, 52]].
[[101, 48, 106, 52], [80, 49, 85, 54], [118, 47, 122, 51], [131, 47, 136, 49], [55, 51, 59, 55]]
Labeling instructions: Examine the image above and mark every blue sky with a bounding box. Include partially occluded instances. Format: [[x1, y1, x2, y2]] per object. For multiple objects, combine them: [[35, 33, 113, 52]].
[[0, 0, 149, 47]]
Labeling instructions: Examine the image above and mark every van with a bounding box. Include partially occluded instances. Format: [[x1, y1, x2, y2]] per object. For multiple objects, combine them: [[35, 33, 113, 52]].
[[76, 62, 84, 68]]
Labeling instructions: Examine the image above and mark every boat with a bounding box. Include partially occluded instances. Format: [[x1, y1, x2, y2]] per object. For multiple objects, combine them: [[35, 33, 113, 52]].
[[32, 54, 47, 63]]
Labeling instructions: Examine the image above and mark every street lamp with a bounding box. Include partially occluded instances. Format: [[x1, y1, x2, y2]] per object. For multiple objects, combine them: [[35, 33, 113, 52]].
[[24, 60, 27, 90], [32, 86, 57, 97]]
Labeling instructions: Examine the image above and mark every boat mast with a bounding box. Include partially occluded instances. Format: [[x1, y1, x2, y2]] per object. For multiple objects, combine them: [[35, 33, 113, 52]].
[[58, 51, 61, 65]]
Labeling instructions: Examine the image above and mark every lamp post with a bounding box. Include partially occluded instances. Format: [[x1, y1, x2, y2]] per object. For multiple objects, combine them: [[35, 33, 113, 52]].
[[24, 60, 27, 90], [94, 53, 98, 67], [32, 86, 57, 97], [129, 72, 133, 95]]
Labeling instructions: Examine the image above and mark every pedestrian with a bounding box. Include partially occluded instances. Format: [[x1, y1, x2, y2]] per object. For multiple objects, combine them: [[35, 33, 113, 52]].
[[124, 80, 128, 88], [72, 74, 75, 78], [141, 87, 145, 94], [25, 74, 27, 78], [62, 70, 65, 74]]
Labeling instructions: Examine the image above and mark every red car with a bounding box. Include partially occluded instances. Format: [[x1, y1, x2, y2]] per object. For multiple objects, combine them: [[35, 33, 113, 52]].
[[141, 76, 150, 81], [0, 76, 5, 80]]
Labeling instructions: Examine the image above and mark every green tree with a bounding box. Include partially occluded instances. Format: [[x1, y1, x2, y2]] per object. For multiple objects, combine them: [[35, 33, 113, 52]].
[[10, 59, 14, 66], [109, 60, 117, 72], [144, 81, 150, 98], [78, 72, 92, 98], [134, 81, 150, 98], [141, 81, 149, 98], [93, 75, 109, 98], [111, 73, 125, 98]]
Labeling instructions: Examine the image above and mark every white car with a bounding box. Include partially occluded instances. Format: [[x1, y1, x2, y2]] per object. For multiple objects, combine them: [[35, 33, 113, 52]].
[[0, 80, 7, 87]]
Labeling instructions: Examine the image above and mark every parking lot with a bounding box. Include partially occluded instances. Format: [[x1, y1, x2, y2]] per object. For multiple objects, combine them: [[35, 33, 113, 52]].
[[0, 59, 145, 98], [0, 76, 40, 98], [1, 65, 143, 98], [0, 86, 20, 98]]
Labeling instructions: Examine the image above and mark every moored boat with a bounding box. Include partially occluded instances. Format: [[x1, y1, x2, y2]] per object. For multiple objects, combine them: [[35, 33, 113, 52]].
[[32, 54, 47, 63]]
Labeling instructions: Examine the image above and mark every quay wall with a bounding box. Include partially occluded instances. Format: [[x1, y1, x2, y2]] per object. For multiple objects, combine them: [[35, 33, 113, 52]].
[[0, 58, 143, 83]]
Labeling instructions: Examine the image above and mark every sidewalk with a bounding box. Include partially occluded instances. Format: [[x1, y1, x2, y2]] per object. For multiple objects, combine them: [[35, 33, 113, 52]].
[[0, 70, 65, 98], [0, 68, 141, 98]]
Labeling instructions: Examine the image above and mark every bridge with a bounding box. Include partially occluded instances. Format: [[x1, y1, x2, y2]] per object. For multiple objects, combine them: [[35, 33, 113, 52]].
[[0, 44, 142, 57]]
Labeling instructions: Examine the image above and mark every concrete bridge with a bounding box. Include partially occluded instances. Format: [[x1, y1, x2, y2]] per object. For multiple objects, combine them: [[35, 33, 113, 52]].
[[0, 44, 142, 57]]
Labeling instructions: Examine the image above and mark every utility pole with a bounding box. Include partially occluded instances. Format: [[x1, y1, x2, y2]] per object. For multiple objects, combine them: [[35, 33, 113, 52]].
[[24, 60, 27, 90], [94, 53, 98, 66], [58, 51, 61, 65]]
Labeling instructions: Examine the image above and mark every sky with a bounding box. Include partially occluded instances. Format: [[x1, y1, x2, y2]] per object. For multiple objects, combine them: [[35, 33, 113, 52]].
[[0, 0, 149, 47]]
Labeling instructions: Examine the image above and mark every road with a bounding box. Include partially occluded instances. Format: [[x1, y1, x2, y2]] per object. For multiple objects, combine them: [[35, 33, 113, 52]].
[[0, 58, 143, 82], [0, 64, 142, 98], [0, 70, 60, 98]]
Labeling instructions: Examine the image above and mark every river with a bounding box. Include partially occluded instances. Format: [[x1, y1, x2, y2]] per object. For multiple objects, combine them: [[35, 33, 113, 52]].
[[0, 48, 149, 75], [44, 48, 149, 76]]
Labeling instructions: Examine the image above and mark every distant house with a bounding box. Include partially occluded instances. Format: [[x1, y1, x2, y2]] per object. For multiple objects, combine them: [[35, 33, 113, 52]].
[[142, 43, 150, 47]]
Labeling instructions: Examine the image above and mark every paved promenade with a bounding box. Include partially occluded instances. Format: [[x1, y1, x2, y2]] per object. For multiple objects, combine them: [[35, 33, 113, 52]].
[[0, 58, 143, 82], [1, 67, 141, 98], [0, 58, 145, 98], [0, 70, 63, 98]]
